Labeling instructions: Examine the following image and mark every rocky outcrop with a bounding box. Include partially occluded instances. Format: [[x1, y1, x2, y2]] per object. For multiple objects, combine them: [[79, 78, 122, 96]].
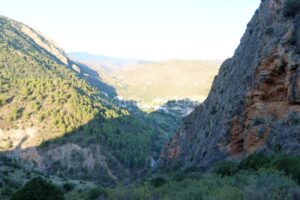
[[0, 127, 126, 182], [15, 143, 125, 181], [160, 0, 300, 168]]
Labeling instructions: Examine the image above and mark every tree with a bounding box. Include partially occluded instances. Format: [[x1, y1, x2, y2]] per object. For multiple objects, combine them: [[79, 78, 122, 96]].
[[12, 177, 64, 200]]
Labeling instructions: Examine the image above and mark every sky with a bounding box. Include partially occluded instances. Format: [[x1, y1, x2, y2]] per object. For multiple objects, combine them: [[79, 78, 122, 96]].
[[0, 0, 261, 61]]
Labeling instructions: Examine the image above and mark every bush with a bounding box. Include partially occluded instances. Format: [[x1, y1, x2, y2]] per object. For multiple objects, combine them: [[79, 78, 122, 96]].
[[270, 154, 300, 184], [4, 178, 21, 189], [214, 161, 238, 176], [2, 186, 14, 196], [63, 182, 75, 192], [245, 170, 300, 200], [238, 153, 271, 170], [265, 27, 274, 36], [183, 165, 200, 173], [284, 0, 300, 17], [150, 176, 167, 187], [87, 187, 107, 200], [173, 173, 185, 182], [215, 153, 300, 185], [12, 177, 64, 200]]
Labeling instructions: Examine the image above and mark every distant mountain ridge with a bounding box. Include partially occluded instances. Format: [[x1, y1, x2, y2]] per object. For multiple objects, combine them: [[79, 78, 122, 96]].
[[68, 52, 152, 72]]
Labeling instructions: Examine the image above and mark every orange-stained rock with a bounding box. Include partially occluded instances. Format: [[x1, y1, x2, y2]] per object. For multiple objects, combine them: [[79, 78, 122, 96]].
[[160, 0, 300, 169]]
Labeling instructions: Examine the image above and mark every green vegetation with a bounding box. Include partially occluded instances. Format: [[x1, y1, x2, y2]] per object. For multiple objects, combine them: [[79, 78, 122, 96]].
[[1, 152, 299, 200], [102, 154, 300, 200], [1, 10, 300, 200], [284, 0, 300, 17], [0, 17, 104, 134], [214, 153, 300, 184], [0, 16, 164, 169], [0, 156, 95, 200], [77, 115, 159, 168], [238, 153, 271, 170], [63, 183, 75, 192], [104, 171, 299, 199], [150, 176, 168, 187], [214, 161, 239, 176], [87, 187, 108, 200], [12, 177, 64, 200]]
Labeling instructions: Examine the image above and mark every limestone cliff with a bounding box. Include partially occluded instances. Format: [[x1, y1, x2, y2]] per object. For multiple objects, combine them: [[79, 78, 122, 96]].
[[160, 0, 300, 168]]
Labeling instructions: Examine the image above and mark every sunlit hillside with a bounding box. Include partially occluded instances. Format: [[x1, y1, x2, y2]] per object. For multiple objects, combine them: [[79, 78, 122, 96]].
[[112, 60, 221, 107], [70, 54, 221, 110]]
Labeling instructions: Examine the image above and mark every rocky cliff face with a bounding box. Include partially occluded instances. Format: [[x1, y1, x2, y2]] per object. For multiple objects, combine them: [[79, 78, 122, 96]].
[[160, 0, 300, 168]]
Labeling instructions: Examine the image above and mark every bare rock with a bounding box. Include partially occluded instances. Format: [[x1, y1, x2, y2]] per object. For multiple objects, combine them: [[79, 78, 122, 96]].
[[160, 0, 300, 169]]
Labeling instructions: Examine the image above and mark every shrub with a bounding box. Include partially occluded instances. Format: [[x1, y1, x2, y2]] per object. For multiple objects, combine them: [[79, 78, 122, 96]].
[[173, 173, 185, 182], [238, 154, 271, 170], [284, 0, 300, 17], [245, 170, 300, 200], [150, 176, 168, 187], [5, 178, 21, 189], [12, 177, 64, 200], [265, 27, 274, 35], [183, 165, 200, 173], [1, 186, 14, 196], [63, 182, 75, 192], [87, 187, 107, 200], [0, 180, 4, 189], [214, 161, 238, 176], [210, 106, 217, 115], [287, 36, 297, 46], [270, 154, 300, 184], [0, 96, 6, 106]]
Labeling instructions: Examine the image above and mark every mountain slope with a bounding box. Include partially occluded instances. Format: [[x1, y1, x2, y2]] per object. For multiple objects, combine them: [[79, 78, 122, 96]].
[[70, 54, 221, 110], [0, 15, 164, 181], [160, 0, 300, 168], [111, 60, 221, 108], [68, 52, 149, 72]]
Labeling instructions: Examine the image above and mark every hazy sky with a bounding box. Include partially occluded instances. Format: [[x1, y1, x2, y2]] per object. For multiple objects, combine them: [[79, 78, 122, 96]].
[[0, 0, 260, 61]]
